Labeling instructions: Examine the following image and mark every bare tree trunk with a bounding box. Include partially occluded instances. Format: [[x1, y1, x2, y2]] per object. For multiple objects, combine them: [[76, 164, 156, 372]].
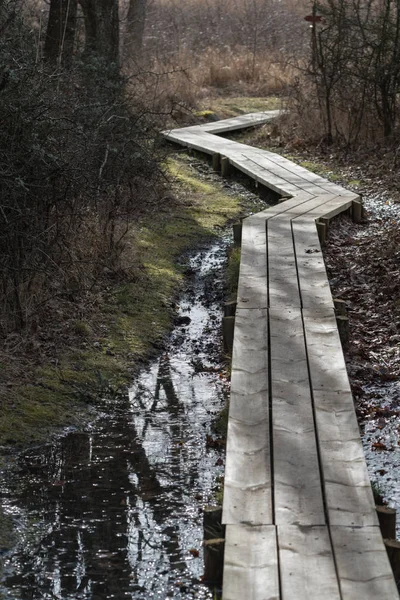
[[124, 0, 147, 59], [79, 0, 119, 65], [44, 0, 78, 66]]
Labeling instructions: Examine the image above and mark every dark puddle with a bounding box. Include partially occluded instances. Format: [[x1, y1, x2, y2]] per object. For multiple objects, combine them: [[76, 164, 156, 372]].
[[0, 238, 232, 599]]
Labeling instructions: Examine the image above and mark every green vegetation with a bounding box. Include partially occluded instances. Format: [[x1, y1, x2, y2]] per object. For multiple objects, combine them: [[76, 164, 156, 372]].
[[371, 481, 386, 505], [214, 475, 225, 506], [199, 96, 281, 119], [213, 405, 229, 440], [297, 161, 340, 181], [0, 155, 243, 448], [193, 109, 216, 119], [225, 246, 241, 302]]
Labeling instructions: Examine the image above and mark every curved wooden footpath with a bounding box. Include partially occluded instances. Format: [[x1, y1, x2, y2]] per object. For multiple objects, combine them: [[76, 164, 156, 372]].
[[164, 114, 399, 599]]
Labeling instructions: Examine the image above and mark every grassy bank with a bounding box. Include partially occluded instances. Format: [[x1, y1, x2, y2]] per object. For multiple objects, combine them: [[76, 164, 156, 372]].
[[0, 154, 244, 450]]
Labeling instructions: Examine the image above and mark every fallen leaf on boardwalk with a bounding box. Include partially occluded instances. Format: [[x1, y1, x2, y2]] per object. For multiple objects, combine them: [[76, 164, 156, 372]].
[[189, 548, 199, 557]]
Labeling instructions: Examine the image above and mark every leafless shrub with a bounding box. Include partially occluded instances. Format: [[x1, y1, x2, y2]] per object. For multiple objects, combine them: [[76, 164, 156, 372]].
[[0, 1, 164, 335], [289, 0, 400, 146]]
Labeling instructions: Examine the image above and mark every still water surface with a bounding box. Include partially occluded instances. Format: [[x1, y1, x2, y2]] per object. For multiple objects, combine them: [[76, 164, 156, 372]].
[[1, 238, 230, 599]]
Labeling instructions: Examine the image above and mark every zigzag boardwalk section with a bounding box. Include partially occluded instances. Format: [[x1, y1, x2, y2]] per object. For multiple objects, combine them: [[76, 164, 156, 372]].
[[164, 115, 399, 599]]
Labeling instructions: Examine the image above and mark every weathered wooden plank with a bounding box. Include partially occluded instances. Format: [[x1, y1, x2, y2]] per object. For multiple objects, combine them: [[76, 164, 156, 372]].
[[223, 308, 272, 525], [302, 309, 350, 392], [292, 218, 335, 313], [237, 216, 268, 310], [251, 149, 353, 197], [315, 390, 378, 527], [270, 308, 325, 525], [268, 219, 301, 308], [299, 194, 357, 220], [197, 111, 280, 134], [258, 192, 324, 221], [223, 524, 279, 600], [278, 525, 341, 599], [164, 130, 249, 157], [303, 310, 379, 527], [277, 193, 340, 220], [246, 153, 333, 196], [230, 155, 302, 197], [331, 526, 400, 599]]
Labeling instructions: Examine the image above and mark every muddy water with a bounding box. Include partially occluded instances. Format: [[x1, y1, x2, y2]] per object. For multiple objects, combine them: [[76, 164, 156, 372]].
[[0, 238, 232, 600]]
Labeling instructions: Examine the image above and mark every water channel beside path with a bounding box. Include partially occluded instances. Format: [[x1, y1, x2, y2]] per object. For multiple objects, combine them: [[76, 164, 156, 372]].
[[0, 236, 234, 600]]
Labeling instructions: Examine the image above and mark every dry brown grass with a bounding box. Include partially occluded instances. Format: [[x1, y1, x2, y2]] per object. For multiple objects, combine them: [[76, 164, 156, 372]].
[[130, 0, 309, 113], [137, 47, 300, 123], [199, 48, 297, 95], [279, 77, 390, 150]]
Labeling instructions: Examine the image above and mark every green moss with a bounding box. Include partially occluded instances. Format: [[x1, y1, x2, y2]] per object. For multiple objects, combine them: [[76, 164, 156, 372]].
[[193, 109, 216, 119], [225, 246, 241, 301], [73, 320, 92, 337], [299, 161, 341, 181], [0, 154, 244, 449], [103, 158, 241, 360], [212, 404, 229, 439]]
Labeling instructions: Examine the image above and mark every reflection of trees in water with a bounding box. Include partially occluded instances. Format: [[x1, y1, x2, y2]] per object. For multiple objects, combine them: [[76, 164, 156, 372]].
[[5, 353, 201, 599], [155, 353, 181, 410]]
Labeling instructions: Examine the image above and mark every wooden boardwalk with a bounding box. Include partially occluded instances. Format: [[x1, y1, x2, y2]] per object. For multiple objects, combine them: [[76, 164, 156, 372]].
[[164, 114, 399, 599]]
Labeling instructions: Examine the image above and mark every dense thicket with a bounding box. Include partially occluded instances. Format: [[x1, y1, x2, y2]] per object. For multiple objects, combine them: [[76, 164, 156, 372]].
[[0, 1, 161, 334], [145, 0, 305, 58], [299, 0, 400, 145]]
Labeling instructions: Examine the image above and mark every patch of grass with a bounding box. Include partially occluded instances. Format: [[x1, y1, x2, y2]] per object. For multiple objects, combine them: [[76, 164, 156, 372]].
[[0, 384, 79, 446], [225, 246, 241, 301], [103, 157, 242, 361], [212, 403, 229, 439], [214, 475, 225, 506], [298, 161, 343, 182], [73, 320, 92, 338], [193, 109, 216, 119], [199, 96, 281, 119], [0, 154, 243, 449]]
